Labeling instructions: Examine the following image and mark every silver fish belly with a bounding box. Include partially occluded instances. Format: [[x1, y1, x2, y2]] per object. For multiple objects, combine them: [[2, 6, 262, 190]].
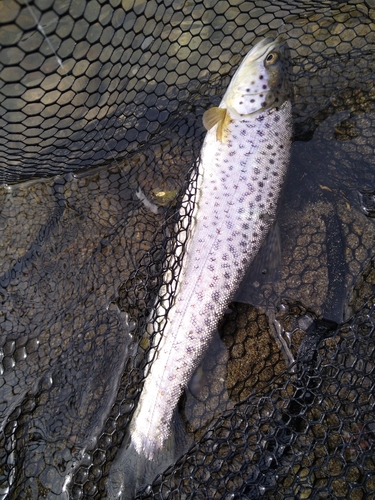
[[107, 36, 293, 498]]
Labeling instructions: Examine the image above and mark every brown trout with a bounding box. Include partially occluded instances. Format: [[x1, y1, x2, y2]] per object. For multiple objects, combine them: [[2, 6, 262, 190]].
[[107, 35, 293, 499]]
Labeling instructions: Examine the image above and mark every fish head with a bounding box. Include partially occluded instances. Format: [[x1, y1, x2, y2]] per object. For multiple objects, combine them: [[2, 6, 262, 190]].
[[224, 36, 292, 118]]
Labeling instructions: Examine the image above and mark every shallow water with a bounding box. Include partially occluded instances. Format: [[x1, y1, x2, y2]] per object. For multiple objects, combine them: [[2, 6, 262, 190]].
[[0, 1, 375, 499]]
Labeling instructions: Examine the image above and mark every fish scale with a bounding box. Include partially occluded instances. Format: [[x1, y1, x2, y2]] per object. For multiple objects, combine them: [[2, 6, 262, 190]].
[[132, 102, 292, 454], [107, 36, 293, 499]]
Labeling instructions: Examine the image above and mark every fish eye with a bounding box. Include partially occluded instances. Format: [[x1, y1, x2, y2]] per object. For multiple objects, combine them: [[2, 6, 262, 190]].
[[265, 52, 278, 66]]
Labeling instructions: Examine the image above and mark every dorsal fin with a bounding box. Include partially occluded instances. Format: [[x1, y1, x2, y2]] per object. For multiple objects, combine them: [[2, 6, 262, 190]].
[[202, 107, 231, 143]]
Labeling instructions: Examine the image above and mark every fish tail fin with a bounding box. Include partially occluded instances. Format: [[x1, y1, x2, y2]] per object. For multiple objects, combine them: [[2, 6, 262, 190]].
[[106, 410, 191, 499], [140, 408, 191, 487], [106, 435, 140, 500]]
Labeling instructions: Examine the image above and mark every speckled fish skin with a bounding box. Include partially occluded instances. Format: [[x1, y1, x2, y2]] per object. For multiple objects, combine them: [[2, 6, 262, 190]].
[[107, 36, 292, 498]]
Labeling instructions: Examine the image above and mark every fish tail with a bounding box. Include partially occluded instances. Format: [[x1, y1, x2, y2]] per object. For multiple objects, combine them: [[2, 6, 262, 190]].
[[106, 410, 191, 498], [106, 437, 171, 499], [106, 436, 140, 500]]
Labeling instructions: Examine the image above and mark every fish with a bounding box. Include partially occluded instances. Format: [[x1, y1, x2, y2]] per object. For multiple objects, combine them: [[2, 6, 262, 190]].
[[107, 35, 293, 499]]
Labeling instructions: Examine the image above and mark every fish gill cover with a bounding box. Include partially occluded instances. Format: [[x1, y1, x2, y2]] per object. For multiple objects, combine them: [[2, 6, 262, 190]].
[[0, 1, 375, 499]]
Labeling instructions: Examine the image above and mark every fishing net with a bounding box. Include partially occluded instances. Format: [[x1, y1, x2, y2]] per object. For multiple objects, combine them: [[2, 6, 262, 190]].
[[0, 0, 375, 498]]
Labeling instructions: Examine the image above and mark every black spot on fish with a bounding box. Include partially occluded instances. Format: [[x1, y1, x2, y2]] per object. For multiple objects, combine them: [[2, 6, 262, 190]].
[[262, 84, 267, 89], [261, 101, 267, 107], [259, 75, 264, 79], [274, 115, 280, 122], [250, 99, 255, 103], [269, 159, 275, 164]]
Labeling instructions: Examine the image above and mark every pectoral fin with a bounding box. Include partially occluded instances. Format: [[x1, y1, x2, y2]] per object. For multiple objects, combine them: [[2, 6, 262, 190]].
[[202, 107, 231, 143], [203, 107, 226, 130]]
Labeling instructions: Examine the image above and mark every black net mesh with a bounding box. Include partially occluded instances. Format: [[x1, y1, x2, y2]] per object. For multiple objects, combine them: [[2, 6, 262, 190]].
[[1, 1, 375, 499]]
